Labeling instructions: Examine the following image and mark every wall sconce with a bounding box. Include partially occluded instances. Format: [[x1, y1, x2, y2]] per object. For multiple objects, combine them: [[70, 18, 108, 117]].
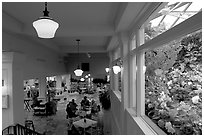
[[113, 65, 121, 74], [105, 68, 110, 73]]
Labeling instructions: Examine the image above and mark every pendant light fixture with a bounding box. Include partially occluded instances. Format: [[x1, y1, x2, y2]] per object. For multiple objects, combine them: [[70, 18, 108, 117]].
[[74, 39, 83, 77], [33, 2, 59, 38]]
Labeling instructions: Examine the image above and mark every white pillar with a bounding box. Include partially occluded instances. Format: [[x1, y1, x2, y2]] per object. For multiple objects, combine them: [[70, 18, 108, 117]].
[[2, 52, 25, 129], [136, 25, 145, 116], [129, 36, 136, 108], [109, 52, 114, 91], [65, 74, 71, 91], [118, 32, 130, 134], [38, 76, 47, 99], [56, 75, 62, 91]]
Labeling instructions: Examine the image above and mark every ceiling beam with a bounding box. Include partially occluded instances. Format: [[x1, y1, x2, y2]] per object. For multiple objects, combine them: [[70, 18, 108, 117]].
[[106, 35, 119, 51], [60, 45, 107, 53], [114, 2, 147, 32], [23, 24, 115, 37], [2, 10, 24, 33]]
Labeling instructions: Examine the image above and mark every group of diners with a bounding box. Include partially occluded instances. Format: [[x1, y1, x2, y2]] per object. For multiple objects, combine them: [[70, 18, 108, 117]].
[[66, 96, 100, 119]]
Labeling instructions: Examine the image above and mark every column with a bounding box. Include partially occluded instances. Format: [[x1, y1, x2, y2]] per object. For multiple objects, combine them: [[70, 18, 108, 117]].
[[118, 32, 130, 134], [2, 52, 25, 129], [65, 74, 71, 91], [109, 52, 114, 90], [38, 76, 47, 99], [136, 25, 145, 116], [56, 75, 62, 92]]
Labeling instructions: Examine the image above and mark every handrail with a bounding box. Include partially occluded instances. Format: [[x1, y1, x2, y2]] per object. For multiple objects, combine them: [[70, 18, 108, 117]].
[[2, 123, 41, 135]]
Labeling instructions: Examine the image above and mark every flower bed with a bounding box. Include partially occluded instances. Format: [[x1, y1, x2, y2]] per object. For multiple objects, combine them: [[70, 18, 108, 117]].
[[145, 31, 202, 135]]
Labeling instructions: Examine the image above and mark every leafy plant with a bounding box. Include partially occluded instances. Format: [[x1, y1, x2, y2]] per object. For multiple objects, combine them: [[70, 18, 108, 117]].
[[99, 90, 111, 110], [145, 29, 202, 135]]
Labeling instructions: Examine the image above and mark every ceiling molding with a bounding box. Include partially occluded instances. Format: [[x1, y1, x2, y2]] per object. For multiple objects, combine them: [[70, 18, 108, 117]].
[[114, 2, 148, 32], [106, 35, 119, 51], [2, 10, 24, 33], [60, 46, 107, 53]]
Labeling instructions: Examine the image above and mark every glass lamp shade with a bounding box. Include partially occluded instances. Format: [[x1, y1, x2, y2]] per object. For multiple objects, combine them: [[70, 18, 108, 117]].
[[74, 68, 83, 76], [80, 78, 85, 81], [113, 65, 121, 74], [105, 68, 110, 73], [33, 17, 59, 38]]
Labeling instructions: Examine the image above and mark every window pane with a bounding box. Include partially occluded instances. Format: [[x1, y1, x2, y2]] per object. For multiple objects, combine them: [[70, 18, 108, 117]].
[[145, 2, 202, 43], [145, 30, 202, 135]]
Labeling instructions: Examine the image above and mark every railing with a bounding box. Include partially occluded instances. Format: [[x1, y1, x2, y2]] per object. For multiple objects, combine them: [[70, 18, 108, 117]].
[[2, 123, 41, 135]]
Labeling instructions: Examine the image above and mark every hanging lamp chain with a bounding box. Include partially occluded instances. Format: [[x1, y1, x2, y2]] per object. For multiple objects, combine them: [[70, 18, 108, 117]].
[[43, 2, 49, 17], [76, 39, 80, 68]]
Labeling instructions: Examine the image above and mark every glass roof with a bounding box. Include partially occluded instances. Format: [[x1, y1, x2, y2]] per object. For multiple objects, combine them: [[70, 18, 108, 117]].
[[150, 2, 202, 30]]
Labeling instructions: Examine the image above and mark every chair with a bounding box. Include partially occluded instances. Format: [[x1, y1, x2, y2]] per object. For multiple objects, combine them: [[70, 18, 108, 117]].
[[85, 123, 97, 135], [25, 120, 35, 131]]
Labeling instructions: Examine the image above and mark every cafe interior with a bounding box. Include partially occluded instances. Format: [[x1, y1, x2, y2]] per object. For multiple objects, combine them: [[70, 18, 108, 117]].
[[2, 1, 202, 135]]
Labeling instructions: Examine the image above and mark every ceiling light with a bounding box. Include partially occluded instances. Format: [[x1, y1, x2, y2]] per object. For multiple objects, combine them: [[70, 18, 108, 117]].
[[33, 2, 59, 38], [74, 39, 83, 77], [80, 78, 85, 81]]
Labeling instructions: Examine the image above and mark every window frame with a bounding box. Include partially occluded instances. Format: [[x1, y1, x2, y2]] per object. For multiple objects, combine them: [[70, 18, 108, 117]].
[[130, 10, 202, 134]]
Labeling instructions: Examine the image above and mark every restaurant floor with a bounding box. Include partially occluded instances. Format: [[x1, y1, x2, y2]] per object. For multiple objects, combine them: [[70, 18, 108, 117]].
[[25, 91, 102, 135]]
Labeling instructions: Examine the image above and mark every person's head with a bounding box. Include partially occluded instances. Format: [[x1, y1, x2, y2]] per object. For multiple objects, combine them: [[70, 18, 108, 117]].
[[84, 96, 87, 100], [72, 99, 75, 102], [97, 105, 100, 111]]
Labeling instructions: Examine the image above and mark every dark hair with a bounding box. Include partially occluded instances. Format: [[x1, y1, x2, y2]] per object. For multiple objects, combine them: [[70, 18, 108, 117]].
[[97, 105, 100, 111]]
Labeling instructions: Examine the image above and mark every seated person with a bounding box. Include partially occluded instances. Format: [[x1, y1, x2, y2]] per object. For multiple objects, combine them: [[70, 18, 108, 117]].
[[91, 99, 98, 114], [69, 99, 78, 113], [80, 96, 90, 110], [66, 102, 77, 118]]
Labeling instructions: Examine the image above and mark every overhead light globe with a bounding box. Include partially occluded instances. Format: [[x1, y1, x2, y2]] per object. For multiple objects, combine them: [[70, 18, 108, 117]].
[[74, 68, 83, 77], [113, 65, 121, 74], [74, 39, 83, 77], [80, 78, 85, 81], [33, 17, 59, 38], [33, 2, 59, 39]]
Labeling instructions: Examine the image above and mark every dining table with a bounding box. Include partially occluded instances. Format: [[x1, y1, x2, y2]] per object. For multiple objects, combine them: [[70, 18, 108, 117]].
[[73, 118, 97, 134]]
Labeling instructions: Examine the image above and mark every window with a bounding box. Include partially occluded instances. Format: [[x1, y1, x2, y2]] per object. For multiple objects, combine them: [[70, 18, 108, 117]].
[[145, 2, 202, 43], [129, 1, 202, 135], [144, 25, 202, 135]]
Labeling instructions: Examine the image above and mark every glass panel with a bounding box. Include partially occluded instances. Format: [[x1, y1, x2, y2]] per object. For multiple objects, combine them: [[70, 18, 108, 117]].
[[145, 30, 202, 135], [145, 2, 202, 43]]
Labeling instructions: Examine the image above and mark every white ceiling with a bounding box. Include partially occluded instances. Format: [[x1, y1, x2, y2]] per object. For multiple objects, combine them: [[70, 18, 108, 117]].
[[2, 2, 160, 55]]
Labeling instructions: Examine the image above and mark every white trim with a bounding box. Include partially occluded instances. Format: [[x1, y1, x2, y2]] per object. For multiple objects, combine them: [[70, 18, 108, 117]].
[[113, 90, 122, 102], [133, 116, 156, 135], [132, 12, 202, 54], [135, 26, 145, 116], [141, 115, 166, 135]]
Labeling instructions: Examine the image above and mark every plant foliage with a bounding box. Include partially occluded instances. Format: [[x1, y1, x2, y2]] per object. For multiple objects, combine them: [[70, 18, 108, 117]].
[[145, 26, 202, 135]]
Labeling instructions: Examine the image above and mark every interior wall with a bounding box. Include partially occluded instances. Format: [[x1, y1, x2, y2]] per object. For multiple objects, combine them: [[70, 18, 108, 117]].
[[2, 31, 67, 129], [110, 90, 145, 135], [2, 31, 67, 80], [65, 54, 109, 79]]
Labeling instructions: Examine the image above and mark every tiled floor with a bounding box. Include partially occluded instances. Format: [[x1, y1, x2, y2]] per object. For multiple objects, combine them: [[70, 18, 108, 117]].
[[24, 91, 102, 135]]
